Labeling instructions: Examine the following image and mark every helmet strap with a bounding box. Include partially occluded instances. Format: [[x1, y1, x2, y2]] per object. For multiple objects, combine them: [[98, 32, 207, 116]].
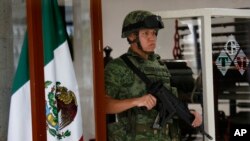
[[134, 33, 143, 51], [134, 32, 154, 55], [129, 34, 153, 55], [128, 32, 143, 50]]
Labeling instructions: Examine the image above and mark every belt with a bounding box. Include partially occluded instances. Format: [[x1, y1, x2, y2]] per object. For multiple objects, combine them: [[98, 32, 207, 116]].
[[135, 124, 169, 135]]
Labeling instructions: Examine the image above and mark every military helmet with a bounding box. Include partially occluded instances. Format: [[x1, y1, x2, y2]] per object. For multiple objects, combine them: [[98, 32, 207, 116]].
[[121, 10, 164, 38]]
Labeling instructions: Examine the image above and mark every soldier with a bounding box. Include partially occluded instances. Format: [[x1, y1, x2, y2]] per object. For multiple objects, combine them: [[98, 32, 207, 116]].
[[105, 10, 202, 141]]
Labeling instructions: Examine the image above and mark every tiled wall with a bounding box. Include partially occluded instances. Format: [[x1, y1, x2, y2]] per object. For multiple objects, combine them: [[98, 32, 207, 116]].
[[0, 0, 16, 140], [72, 0, 96, 140]]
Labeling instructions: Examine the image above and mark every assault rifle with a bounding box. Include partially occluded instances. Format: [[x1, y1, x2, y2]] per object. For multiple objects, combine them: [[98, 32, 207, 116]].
[[121, 54, 213, 140], [147, 81, 213, 140]]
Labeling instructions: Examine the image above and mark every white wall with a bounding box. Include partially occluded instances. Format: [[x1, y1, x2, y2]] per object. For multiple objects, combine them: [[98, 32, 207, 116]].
[[102, 0, 250, 58]]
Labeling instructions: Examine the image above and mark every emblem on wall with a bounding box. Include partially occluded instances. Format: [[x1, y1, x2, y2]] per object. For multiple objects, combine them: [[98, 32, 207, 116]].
[[215, 35, 249, 76]]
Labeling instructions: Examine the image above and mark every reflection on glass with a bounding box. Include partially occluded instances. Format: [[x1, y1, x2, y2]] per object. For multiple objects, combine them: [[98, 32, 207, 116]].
[[212, 17, 250, 141], [158, 16, 250, 141]]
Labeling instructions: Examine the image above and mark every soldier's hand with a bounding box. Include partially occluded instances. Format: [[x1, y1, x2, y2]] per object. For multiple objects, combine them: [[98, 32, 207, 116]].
[[191, 110, 202, 127], [136, 94, 157, 110]]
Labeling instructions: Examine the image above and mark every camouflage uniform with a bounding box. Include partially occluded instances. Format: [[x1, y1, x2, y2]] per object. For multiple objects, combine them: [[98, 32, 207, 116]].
[[105, 10, 181, 141], [105, 49, 181, 141]]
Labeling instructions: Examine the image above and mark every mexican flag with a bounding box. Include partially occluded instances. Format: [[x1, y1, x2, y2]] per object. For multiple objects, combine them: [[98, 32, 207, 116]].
[[8, 0, 84, 141]]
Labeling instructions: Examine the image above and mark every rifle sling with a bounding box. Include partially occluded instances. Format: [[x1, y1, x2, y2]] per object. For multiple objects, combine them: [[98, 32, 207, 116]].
[[121, 54, 152, 85]]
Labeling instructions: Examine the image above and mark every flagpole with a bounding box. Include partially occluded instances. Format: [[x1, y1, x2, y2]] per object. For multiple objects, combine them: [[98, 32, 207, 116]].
[[26, 0, 47, 140], [90, 0, 107, 140]]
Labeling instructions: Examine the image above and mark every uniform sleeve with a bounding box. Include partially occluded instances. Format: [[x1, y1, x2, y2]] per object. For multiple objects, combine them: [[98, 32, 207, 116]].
[[104, 59, 127, 99]]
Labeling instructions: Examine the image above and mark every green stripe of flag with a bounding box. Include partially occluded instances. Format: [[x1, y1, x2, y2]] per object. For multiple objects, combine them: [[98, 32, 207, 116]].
[[11, 34, 29, 94], [42, 0, 68, 65]]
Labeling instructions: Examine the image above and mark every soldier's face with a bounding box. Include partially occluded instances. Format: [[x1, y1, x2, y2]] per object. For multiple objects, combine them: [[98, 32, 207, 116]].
[[138, 28, 157, 52]]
